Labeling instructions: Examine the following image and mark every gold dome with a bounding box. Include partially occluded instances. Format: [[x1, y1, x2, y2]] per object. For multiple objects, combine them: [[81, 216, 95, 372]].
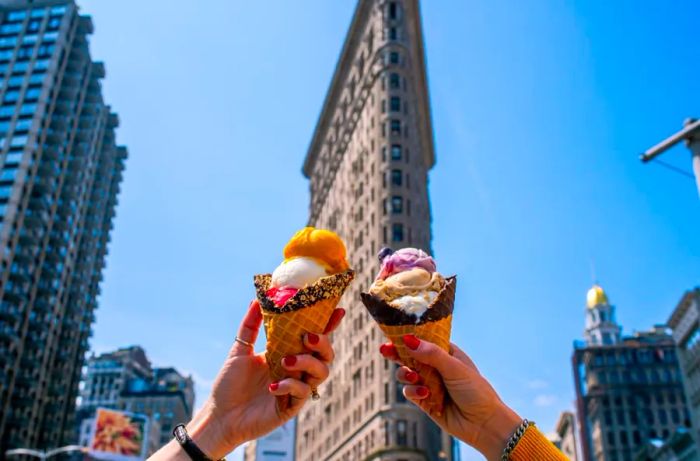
[[587, 284, 609, 308]]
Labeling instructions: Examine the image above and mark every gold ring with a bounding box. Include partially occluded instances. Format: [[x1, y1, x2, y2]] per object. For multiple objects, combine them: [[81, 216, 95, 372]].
[[235, 336, 254, 348], [311, 388, 320, 400]]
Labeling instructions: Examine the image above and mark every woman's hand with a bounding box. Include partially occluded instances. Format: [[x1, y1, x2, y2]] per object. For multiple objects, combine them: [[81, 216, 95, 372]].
[[380, 336, 521, 461], [168, 300, 344, 460]]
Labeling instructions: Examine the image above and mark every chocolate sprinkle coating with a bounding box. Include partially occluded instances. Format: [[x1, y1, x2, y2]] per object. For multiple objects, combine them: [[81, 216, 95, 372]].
[[254, 270, 355, 314], [361, 276, 456, 325]]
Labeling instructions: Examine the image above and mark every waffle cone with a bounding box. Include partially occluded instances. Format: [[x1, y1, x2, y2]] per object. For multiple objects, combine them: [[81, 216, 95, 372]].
[[254, 270, 354, 412], [378, 315, 452, 416], [361, 276, 456, 416]]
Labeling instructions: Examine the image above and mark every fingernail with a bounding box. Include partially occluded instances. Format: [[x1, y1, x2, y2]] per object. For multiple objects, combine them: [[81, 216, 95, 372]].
[[403, 334, 420, 350], [269, 382, 279, 392], [406, 371, 419, 383], [307, 333, 320, 345], [379, 344, 392, 357], [337, 308, 346, 319], [283, 355, 297, 367], [416, 386, 430, 397]]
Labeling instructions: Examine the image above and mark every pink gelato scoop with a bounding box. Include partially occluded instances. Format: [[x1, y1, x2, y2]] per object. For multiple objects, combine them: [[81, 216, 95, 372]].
[[377, 247, 436, 280]]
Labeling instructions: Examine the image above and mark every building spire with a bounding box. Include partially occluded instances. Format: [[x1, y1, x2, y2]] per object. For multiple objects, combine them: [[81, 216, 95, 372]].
[[584, 283, 621, 346]]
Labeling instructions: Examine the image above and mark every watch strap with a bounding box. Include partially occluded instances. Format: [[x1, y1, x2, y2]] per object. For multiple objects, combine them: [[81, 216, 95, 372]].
[[173, 424, 220, 461]]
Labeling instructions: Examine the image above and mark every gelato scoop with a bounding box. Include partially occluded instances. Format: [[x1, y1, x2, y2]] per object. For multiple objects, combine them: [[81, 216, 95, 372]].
[[266, 227, 349, 307], [369, 248, 445, 320]]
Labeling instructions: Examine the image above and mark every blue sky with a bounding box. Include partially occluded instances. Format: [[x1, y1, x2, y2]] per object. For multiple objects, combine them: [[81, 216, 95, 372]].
[[79, 1, 700, 459]]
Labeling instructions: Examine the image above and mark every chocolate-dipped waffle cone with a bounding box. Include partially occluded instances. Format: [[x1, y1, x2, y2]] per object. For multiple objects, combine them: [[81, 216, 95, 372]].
[[254, 270, 354, 412], [361, 276, 456, 416]]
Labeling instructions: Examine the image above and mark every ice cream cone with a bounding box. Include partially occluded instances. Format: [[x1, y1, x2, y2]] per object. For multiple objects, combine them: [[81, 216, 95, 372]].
[[361, 276, 456, 416], [254, 270, 354, 412]]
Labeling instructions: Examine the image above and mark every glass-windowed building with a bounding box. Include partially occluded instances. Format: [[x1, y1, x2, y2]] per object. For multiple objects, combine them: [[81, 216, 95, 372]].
[[0, 0, 127, 453], [572, 285, 692, 461]]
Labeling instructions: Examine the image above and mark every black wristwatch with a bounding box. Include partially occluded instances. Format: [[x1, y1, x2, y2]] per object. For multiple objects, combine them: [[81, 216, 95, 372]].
[[173, 424, 223, 461]]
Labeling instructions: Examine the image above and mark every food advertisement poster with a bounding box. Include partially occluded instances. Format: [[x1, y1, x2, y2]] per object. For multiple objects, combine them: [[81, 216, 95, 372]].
[[89, 408, 148, 461]]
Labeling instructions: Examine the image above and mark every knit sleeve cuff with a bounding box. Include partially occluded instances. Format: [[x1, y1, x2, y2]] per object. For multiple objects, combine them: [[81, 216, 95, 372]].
[[510, 425, 569, 460]]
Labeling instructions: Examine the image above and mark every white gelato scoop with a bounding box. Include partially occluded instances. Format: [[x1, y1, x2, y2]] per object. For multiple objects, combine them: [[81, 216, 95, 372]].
[[390, 291, 439, 319], [271, 256, 328, 289]]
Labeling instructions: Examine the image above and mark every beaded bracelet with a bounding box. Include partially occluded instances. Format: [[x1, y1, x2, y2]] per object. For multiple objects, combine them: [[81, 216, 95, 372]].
[[501, 419, 534, 461]]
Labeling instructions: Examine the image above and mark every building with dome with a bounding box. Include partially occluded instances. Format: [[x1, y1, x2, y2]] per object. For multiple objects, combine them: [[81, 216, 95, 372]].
[[572, 284, 692, 461]]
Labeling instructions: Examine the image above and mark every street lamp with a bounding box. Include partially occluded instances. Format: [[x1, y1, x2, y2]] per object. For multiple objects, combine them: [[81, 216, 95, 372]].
[[5, 445, 88, 460], [640, 117, 700, 197]]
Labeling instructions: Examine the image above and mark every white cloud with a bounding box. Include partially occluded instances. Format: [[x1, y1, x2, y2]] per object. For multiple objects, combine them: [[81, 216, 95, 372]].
[[534, 394, 557, 407], [526, 379, 549, 390]]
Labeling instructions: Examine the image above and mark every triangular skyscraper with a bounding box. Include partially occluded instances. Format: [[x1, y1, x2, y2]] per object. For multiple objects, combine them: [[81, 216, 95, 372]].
[[299, 1, 455, 459]]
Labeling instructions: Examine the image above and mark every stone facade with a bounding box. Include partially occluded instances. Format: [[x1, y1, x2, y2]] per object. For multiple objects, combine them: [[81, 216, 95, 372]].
[[298, 1, 453, 460], [667, 287, 700, 446]]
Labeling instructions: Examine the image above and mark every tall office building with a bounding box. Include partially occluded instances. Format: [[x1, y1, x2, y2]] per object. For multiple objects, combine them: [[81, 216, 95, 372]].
[[0, 0, 127, 453], [297, 1, 455, 460], [572, 285, 691, 461], [667, 287, 700, 445]]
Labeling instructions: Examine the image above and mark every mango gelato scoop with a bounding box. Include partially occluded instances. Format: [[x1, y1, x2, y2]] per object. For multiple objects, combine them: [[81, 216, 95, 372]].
[[267, 227, 349, 307]]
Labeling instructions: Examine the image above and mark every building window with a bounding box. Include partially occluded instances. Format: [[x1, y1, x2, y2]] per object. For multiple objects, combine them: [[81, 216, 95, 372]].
[[0, 36, 16, 48], [390, 51, 400, 64], [607, 431, 615, 447], [47, 17, 61, 31], [381, 99, 386, 113], [0, 23, 23, 35], [388, 27, 398, 41], [6, 11, 27, 22], [25, 87, 41, 101], [6, 152, 22, 164], [390, 120, 401, 136], [391, 169, 402, 186], [27, 20, 41, 33], [396, 420, 407, 446], [390, 96, 401, 112], [388, 2, 399, 20], [3, 90, 19, 103], [389, 73, 400, 89], [391, 144, 402, 160], [391, 196, 403, 214], [392, 223, 404, 242], [0, 167, 17, 182], [671, 408, 680, 424]]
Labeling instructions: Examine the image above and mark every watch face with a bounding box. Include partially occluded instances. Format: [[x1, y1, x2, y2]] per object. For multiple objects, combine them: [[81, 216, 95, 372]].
[[174, 425, 187, 442]]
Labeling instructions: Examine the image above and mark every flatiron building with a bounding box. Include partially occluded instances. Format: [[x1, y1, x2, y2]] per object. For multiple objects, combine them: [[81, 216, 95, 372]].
[[298, 1, 455, 460]]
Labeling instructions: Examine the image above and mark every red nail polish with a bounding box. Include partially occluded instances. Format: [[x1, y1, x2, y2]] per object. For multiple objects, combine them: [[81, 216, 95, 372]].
[[416, 386, 429, 397], [283, 355, 297, 367], [379, 344, 392, 357], [406, 371, 419, 383], [269, 382, 279, 391], [403, 334, 420, 350], [307, 333, 320, 345]]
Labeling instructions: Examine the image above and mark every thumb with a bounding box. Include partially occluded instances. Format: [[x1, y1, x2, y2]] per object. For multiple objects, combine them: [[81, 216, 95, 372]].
[[402, 335, 466, 381]]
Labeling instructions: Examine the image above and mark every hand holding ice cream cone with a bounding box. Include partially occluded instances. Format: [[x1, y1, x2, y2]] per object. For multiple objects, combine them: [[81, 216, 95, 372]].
[[361, 247, 455, 416], [254, 227, 354, 411]]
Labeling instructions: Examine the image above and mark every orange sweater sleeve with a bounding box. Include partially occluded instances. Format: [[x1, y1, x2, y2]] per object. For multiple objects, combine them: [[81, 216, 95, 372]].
[[510, 425, 569, 460]]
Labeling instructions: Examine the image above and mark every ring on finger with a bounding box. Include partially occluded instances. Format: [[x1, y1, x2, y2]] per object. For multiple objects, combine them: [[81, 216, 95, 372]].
[[235, 336, 254, 348], [311, 388, 320, 400]]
